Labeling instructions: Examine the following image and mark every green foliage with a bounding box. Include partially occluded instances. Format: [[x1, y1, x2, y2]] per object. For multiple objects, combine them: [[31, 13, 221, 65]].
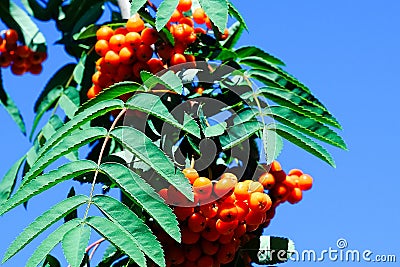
[[0, 1, 347, 266]]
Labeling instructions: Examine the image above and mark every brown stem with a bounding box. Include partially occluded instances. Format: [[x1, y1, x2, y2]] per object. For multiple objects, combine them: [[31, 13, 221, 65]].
[[86, 238, 106, 253]]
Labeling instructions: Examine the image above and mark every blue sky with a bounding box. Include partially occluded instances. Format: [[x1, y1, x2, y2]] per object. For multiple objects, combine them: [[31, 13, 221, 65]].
[[1, 0, 400, 266]]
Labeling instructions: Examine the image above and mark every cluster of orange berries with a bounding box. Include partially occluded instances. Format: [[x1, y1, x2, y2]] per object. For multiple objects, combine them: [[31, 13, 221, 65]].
[[154, 160, 313, 267], [88, 0, 229, 99], [0, 29, 46, 75]]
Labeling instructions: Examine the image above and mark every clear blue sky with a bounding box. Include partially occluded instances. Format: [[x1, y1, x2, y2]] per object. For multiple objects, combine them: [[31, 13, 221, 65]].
[[1, 0, 400, 266]]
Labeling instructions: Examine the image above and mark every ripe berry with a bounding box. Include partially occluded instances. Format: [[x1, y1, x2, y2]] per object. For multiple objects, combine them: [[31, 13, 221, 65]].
[[269, 183, 290, 201], [136, 44, 153, 62], [109, 34, 126, 52], [270, 160, 282, 172], [114, 27, 129, 35], [181, 226, 200, 244], [214, 177, 236, 198], [5, 29, 18, 44], [245, 209, 265, 226], [119, 46, 135, 64], [184, 244, 202, 261], [258, 172, 275, 190], [201, 239, 220, 256], [96, 26, 114, 41], [249, 192, 272, 213], [170, 53, 187, 65], [235, 200, 249, 221], [288, 169, 303, 176], [201, 218, 220, 242], [287, 187, 303, 204], [169, 9, 183, 23], [179, 17, 195, 27], [298, 174, 313, 191], [29, 64, 43, 75], [215, 219, 238, 235], [15, 45, 31, 58], [193, 8, 207, 24], [10, 64, 25, 75], [200, 202, 218, 218], [217, 202, 238, 222], [95, 40, 110, 57], [132, 61, 150, 78], [248, 181, 264, 194], [177, 0, 192, 12], [193, 177, 213, 201], [187, 212, 206, 232], [167, 185, 188, 205], [87, 85, 102, 99], [166, 246, 185, 265], [218, 231, 234, 244], [125, 32, 142, 48], [126, 15, 145, 32], [216, 243, 236, 264], [147, 58, 165, 74], [104, 50, 120, 66], [174, 206, 194, 221], [141, 27, 158, 45], [234, 182, 250, 201], [197, 255, 214, 267]]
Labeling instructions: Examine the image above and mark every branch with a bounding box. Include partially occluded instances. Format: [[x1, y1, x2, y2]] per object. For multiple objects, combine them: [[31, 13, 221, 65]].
[[117, 0, 131, 19]]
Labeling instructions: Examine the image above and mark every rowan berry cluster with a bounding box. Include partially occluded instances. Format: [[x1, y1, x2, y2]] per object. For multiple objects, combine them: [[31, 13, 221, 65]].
[[0, 29, 46, 75], [154, 160, 313, 267], [88, 0, 228, 99]]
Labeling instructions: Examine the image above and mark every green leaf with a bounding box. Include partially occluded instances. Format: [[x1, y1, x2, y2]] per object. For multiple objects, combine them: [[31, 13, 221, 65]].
[[71, 2, 104, 35], [125, 93, 201, 138], [204, 122, 227, 137], [220, 121, 264, 150], [110, 126, 193, 201], [25, 219, 83, 267], [262, 128, 283, 164], [2, 195, 89, 263], [21, 0, 51, 21], [59, 87, 80, 119], [266, 106, 347, 149], [130, 0, 147, 16], [236, 46, 285, 66], [92, 195, 165, 267], [141, 70, 183, 94], [62, 224, 91, 267], [221, 21, 244, 49], [271, 123, 336, 167], [0, 156, 25, 204], [30, 86, 63, 140], [227, 1, 247, 29], [42, 254, 61, 267], [0, 1, 46, 50], [73, 54, 87, 85], [199, 0, 229, 32], [34, 64, 76, 112], [0, 69, 26, 134], [85, 216, 146, 267], [99, 163, 181, 242], [244, 86, 341, 129], [155, 0, 179, 31], [0, 160, 97, 216], [23, 127, 107, 185], [77, 82, 140, 114], [36, 99, 124, 162]]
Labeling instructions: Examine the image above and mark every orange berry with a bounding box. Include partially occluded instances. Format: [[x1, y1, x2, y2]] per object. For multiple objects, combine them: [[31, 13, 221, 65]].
[[174, 42, 187, 54], [283, 175, 298, 189], [167, 185, 188, 205], [235, 200, 249, 221], [10, 63, 26, 75], [200, 202, 218, 218], [289, 168, 303, 176], [245, 209, 265, 226], [298, 174, 313, 191], [96, 26, 114, 41], [205, 17, 212, 29], [147, 58, 165, 74], [270, 183, 290, 201], [95, 39, 110, 57], [215, 219, 238, 235], [177, 0, 192, 12], [195, 87, 204, 95], [287, 187, 303, 204], [220, 28, 229, 40], [170, 53, 187, 65], [201, 218, 220, 242], [87, 85, 102, 99], [217, 202, 238, 222], [194, 27, 207, 34], [248, 181, 264, 194], [234, 222, 247, 238], [141, 27, 158, 45], [179, 17, 195, 27], [169, 9, 183, 22], [187, 212, 206, 232], [29, 63, 43, 75], [166, 246, 185, 265], [104, 50, 120, 66], [233, 182, 250, 201], [193, 177, 213, 200], [136, 44, 153, 62], [185, 32, 197, 43], [258, 172, 275, 190], [0, 53, 12, 67], [125, 32, 142, 48], [249, 192, 272, 213], [114, 27, 129, 35], [126, 15, 145, 32], [270, 160, 282, 172], [109, 34, 126, 52], [116, 64, 133, 81], [29, 51, 45, 64], [5, 29, 18, 44], [119, 46, 135, 64], [193, 8, 207, 24], [214, 178, 236, 198], [156, 42, 174, 60], [183, 168, 199, 184]]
